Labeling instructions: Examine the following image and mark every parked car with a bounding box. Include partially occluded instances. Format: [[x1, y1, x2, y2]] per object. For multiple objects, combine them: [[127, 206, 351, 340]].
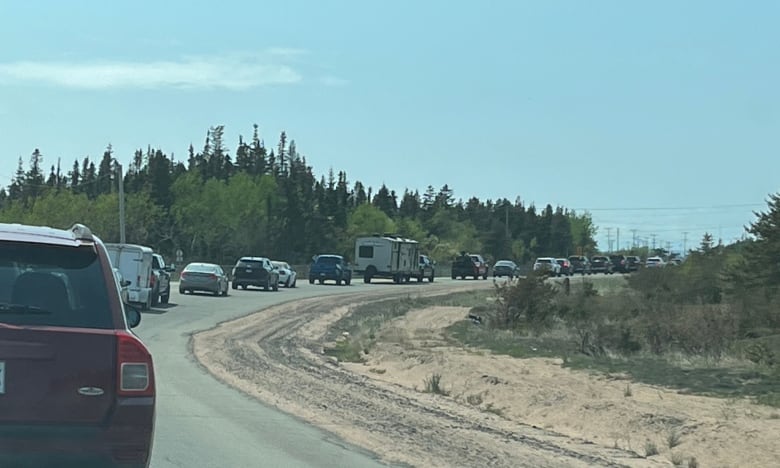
[[451, 252, 489, 280], [609, 254, 628, 273], [568, 255, 592, 275], [626, 255, 641, 272], [112, 267, 131, 304], [556, 258, 574, 276], [272, 260, 297, 288], [590, 255, 613, 274], [645, 256, 666, 268], [309, 254, 352, 285], [231, 257, 279, 291], [493, 259, 520, 278], [414, 254, 435, 282], [151, 253, 175, 305], [0, 223, 154, 467], [533, 257, 561, 276], [180, 262, 230, 296]]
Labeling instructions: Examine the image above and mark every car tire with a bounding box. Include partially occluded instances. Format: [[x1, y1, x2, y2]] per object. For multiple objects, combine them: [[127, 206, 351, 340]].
[[241, 284, 248, 290], [179, 287, 185, 294], [264, 282, 270, 291], [151, 286, 159, 307], [232, 282, 238, 290], [318, 278, 324, 284], [273, 282, 279, 291], [483, 273, 488, 280], [345, 277, 351, 286], [417, 275, 423, 283], [285, 278, 291, 288], [336, 278, 342, 286], [309, 278, 314, 284], [161, 292, 170, 304], [429, 273, 434, 282]]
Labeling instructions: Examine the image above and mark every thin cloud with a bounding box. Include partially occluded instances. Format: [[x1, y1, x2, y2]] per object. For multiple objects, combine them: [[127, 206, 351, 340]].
[[320, 76, 350, 87], [0, 54, 302, 90], [266, 47, 309, 57]]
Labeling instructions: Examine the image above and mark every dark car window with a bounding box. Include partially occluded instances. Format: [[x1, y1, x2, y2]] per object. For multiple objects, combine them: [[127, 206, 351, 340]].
[[237, 259, 263, 268], [0, 242, 113, 329], [316, 256, 339, 265]]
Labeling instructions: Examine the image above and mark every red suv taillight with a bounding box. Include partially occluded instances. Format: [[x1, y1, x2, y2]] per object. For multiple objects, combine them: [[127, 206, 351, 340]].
[[116, 331, 155, 397]]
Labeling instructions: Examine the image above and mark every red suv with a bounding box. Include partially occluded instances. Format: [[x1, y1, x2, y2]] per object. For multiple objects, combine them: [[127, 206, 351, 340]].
[[0, 223, 155, 467]]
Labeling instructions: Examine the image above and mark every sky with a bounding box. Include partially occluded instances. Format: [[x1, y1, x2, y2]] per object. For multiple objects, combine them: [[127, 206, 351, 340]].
[[0, 1, 778, 253]]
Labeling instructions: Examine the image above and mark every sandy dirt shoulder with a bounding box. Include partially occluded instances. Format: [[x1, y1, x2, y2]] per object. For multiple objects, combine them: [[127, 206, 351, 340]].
[[192, 285, 778, 467]]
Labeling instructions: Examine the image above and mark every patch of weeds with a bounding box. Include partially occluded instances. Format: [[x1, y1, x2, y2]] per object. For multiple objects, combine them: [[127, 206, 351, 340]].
[[484, 403, 504, 417], [446, 320, 573, 359], [369, 367, 386, 374], [666, 429, 682, 449], [756, 392, 780, 407], [644, 441, 659, 457], [564, 354, 780, 405], [323, 340, 364, 363], [423, 373, 449, 396], [624, 383, 633, 397], [669, 452, 684, 466], [326, 290, 492, 357], [466, 394, 483, 406]]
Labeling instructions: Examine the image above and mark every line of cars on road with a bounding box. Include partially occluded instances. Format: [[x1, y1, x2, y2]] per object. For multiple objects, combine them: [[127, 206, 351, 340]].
[[178, 257, 300, 295], [534, 254, 673, 276]]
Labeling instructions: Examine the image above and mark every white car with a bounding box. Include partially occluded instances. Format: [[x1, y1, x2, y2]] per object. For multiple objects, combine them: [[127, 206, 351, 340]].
[[533, 257, 561, 276], [272, 261, 297, 288], [645, 256, 666, 268]]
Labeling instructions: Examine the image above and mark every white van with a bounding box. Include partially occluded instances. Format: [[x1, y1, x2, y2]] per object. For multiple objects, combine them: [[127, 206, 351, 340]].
[[104, 243, 155, 310]]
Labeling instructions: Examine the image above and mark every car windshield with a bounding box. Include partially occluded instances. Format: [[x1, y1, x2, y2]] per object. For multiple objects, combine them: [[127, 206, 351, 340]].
[[316, 256, 339, 265], [0, 242, 112, 329]]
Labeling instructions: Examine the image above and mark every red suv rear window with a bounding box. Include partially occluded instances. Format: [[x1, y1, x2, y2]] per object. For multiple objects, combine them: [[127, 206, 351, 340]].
[[0, 242, 113, 329]]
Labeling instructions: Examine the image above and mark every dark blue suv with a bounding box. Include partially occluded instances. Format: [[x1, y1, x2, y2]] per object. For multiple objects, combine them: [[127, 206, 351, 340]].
[[309, 254, 352, 286]]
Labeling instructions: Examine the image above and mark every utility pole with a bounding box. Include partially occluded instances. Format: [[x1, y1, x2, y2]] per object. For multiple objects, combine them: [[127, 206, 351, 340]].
[[115, 161, 126, 244], [616, 228, 620, 252], [682, 231, 688, 254], [606, 227, 613, 253], [505, 203, 509, 238], [651, 233, 657, 251], [630, 229, 637, 249]]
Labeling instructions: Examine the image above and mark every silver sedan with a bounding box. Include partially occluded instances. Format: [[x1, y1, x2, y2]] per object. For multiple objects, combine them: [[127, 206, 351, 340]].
[[179, 262, 229, 296]]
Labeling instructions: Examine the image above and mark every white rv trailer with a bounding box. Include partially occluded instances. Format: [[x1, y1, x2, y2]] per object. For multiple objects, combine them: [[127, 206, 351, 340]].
[[354, 235, 419, 283]]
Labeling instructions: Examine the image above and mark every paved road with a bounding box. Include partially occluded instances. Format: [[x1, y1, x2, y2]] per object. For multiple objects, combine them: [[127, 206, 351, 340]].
[[136, 277, 487, 468]]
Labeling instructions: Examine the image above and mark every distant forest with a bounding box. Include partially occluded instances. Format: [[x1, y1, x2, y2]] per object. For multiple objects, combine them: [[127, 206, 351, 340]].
[[0, 124, 597, 265]]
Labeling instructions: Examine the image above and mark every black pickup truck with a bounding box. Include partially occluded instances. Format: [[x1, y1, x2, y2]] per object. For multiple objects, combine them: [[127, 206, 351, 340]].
[[451, 252, 489, 280]]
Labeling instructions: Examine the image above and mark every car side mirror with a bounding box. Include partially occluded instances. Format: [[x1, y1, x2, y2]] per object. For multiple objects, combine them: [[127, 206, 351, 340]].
[[121, 279, 131, 287], [125, 305, 142, 328]]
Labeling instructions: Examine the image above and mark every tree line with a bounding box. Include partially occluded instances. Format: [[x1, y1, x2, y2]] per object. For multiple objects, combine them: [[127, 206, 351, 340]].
[[0, 124, 597, 265]]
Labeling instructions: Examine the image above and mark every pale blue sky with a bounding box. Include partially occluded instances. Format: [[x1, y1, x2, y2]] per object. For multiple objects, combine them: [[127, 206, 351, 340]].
[[1, 1, 778, 252]]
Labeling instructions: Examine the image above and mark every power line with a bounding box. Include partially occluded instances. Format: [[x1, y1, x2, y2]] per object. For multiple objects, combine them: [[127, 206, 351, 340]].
[[573, 203, 763, 212]]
